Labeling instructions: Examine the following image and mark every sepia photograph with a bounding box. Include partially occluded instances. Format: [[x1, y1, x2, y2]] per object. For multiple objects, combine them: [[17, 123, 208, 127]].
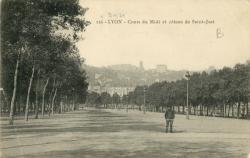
[[0, 0, 250, 157]]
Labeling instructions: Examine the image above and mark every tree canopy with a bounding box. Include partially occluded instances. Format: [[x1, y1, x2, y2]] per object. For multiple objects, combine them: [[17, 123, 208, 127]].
[[1, 0, 90, 124]]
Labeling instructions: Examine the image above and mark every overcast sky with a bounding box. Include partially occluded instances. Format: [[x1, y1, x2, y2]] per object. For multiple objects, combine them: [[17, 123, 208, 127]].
[[78, 0, 250, 71]]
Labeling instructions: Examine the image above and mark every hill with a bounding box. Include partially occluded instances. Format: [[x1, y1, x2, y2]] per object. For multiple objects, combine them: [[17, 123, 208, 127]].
[[83, 64, 187, 88]]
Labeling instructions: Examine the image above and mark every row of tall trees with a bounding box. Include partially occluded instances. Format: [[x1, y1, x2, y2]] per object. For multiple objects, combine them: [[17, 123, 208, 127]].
[[86, 61, 250, 119], [85, 92, 121, 108], [1, 0, 89, 124], [126, 62, 250, 118]]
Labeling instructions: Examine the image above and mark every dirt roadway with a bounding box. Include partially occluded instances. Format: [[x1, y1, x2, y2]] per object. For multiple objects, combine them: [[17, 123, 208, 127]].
[[1, 108, 250, 158]]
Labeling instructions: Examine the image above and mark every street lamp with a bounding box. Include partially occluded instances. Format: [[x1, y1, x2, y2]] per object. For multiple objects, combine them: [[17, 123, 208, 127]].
[[143, 87, 146, 114], [126, 87, 129, 113], [185, 71, 191, 119], [0, 88, 4, 114]]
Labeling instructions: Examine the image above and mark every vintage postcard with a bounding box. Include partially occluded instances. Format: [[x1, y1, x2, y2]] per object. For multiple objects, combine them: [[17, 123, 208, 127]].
[[1, 0, 250, 157]]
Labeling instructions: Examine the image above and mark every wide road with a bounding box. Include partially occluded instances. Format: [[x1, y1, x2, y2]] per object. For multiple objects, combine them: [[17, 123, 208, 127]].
[[1, 108, 250, 158]]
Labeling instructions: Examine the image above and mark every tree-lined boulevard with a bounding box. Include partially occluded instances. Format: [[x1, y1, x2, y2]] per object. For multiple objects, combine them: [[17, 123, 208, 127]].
[[1, 0, 250, 126], [1, 0, 250, 158]]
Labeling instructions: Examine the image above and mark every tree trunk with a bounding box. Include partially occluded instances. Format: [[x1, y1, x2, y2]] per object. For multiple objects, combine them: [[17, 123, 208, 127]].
[[227, 104, 230, 117], [246, 102, 249, 119], [42, 78, 49, 117], [203, 105, 206, 116], [49, 76, 56, 116], [9, 58, 19, 125], [48, 90, 53, 117], [60, 101, 63, 113], [25, 66, 35, 121], [51, 88, 57, 115], [200, 104, 203, 116], [35, 69, 40, 119], [232, 104, 235, 117], [72, 98, 75, 111], [206, 106, 209, 116], [237, 101, 241, 119], [223, 104, 227, 117], [212, 105, 216, 116]]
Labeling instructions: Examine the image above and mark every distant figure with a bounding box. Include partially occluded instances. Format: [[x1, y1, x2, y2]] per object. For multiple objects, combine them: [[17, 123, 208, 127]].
[[241, 107, 245, 118], [165, 106, 175, 133]]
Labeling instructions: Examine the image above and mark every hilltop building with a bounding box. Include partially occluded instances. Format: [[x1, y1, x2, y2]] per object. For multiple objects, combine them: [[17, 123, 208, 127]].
[[139, 61, 144, 71], [155, 64, 168, 73], [88, 84, 135, 96], [105, 87, 135, 96]]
